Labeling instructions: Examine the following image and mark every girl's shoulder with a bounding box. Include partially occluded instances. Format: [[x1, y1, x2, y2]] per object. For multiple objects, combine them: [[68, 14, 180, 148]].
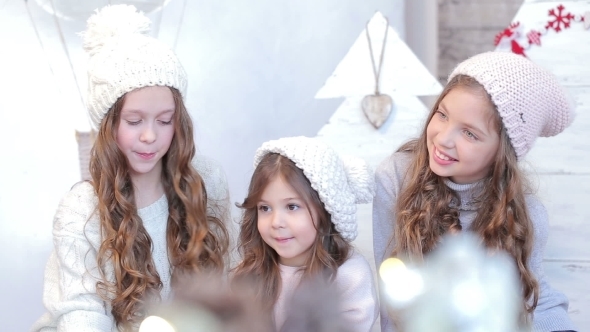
[[58, 181, 97, 214], [334, 250, 377, 294], [192, 155, 229, 202], [524, 193, 545, 211], [375, 150, 414, 186], [524, 193, 549, 231], [338, 250, 374, 276], [53, 181, 100, 241]]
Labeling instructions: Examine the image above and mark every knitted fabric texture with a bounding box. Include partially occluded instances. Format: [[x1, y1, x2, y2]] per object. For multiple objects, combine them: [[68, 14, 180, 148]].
[[448, 51, 574, 159], [30, 154, 231, 331], [253, 136, 375, 241], [81, 4, 188, 130]]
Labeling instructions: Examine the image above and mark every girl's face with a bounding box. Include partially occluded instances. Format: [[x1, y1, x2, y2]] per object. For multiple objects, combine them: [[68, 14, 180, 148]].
[[426, 87, 500, 184], [256, 176, 318, 267], [116, 86, 175, 181]]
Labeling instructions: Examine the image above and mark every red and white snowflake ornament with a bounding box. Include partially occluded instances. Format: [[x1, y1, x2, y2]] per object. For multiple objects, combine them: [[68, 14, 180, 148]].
[[545, 4, 574, 32], [494, 4, 589, 56]]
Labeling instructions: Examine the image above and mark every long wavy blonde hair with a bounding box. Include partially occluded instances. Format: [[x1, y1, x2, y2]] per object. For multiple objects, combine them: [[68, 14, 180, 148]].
[[231, 153, 351, 311], [89, 87, 228, 330], [391, 75, 539, 319]]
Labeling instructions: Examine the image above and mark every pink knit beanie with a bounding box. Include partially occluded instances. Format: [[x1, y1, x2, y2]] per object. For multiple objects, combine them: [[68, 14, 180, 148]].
[[448, 51, 574, 159]]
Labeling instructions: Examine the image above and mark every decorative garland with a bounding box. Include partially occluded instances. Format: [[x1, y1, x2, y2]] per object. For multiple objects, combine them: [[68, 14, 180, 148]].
[[494, 4, 590, 57]]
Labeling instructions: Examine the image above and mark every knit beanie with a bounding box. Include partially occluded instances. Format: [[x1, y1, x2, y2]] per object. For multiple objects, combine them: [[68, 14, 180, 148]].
[[253, 136, 374, 242], [448, 51, 574, 159], [81, 4, 188, 130]]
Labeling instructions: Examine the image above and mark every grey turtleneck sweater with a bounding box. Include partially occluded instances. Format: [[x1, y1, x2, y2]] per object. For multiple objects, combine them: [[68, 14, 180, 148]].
[[372, 151, 576, 332]]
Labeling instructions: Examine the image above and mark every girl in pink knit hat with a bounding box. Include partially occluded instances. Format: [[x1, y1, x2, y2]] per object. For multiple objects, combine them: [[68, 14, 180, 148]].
[[232, 136, 378, 331], [373, 51, 576, 332]]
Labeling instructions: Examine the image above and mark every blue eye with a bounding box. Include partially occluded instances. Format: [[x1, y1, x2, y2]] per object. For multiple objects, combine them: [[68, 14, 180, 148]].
[[464, 130, 478, 140]]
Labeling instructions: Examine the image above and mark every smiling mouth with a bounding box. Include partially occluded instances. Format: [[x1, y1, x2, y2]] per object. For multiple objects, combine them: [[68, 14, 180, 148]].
[[137, 152, 156, 159], [275, 237, 294, 243], [434, 147, 457, 161]]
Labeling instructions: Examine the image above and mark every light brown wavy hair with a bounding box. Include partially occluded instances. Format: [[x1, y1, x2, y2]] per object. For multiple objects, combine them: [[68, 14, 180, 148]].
[[88, 87, 229, 331], [231, 153, 351, 311], [391, 75, 539, 321]]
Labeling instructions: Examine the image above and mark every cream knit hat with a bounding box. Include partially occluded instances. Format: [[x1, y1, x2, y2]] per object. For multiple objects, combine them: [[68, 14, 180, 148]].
[[253, 136, 374, 241], [81, 4, 188, 130], [448, 51, 574, 159]]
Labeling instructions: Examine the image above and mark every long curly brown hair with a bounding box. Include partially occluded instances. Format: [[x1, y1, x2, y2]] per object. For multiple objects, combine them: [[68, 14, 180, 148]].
[[231, 153, 351, 311], [89, 87, 228, 331], [391, 75, 539, 319]]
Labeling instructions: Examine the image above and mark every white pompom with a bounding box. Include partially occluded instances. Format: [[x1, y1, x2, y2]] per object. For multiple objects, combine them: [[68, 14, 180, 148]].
[[341, 156, 375, 204], [81, 4, 151, 55]]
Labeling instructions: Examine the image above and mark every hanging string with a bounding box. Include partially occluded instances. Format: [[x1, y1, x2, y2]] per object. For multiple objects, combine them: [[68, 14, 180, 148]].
[[153, 0, 166, 37], [24, 1, 57, 80], [145, 0, 184, 52], [173, 0, 188, 51], [47, 0, 86, 111], [366, 17, 389, 95]]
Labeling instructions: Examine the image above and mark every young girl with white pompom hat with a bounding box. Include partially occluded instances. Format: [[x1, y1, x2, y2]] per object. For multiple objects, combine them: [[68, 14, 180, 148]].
[[32, 5, 230, 331]]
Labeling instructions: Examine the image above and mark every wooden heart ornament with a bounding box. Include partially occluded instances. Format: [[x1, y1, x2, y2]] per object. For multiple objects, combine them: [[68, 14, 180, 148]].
[[363, 15, 392, 130], [362, 93, 393, 129]]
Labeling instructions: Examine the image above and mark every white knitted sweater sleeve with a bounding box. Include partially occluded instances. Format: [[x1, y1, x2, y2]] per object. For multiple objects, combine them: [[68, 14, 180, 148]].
[[32, 156, 230, 332], [31, 182, 115, 332], [192, 154, 232, 227], [336, 251, 380, 332]]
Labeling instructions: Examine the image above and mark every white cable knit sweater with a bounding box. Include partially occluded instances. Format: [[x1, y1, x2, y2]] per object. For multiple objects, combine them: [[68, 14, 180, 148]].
[[32, 156, 231, 332]]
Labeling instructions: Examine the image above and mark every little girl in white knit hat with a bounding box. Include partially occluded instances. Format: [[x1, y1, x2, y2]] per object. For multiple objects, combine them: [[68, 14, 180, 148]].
[[373, 51, 576, 332], [32, 5, 230, 331], [232, 136, 379, 331]]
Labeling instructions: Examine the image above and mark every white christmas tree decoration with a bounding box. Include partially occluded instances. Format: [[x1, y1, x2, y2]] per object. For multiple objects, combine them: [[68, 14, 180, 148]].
[[314, 12, 443, 260], [315, 11, 442, 167]]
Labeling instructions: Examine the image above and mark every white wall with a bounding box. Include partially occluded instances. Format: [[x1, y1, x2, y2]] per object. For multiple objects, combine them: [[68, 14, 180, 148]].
[[0, 0, 404, 330], [405, 0, 438, 110], [175, 0, 404, 204]]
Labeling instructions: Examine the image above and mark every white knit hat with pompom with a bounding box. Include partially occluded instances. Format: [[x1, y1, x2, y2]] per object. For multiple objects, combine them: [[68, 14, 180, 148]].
[[253, 136, 374, 241], [448, 51, 574, 160], [81, 4, 187, 130]]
